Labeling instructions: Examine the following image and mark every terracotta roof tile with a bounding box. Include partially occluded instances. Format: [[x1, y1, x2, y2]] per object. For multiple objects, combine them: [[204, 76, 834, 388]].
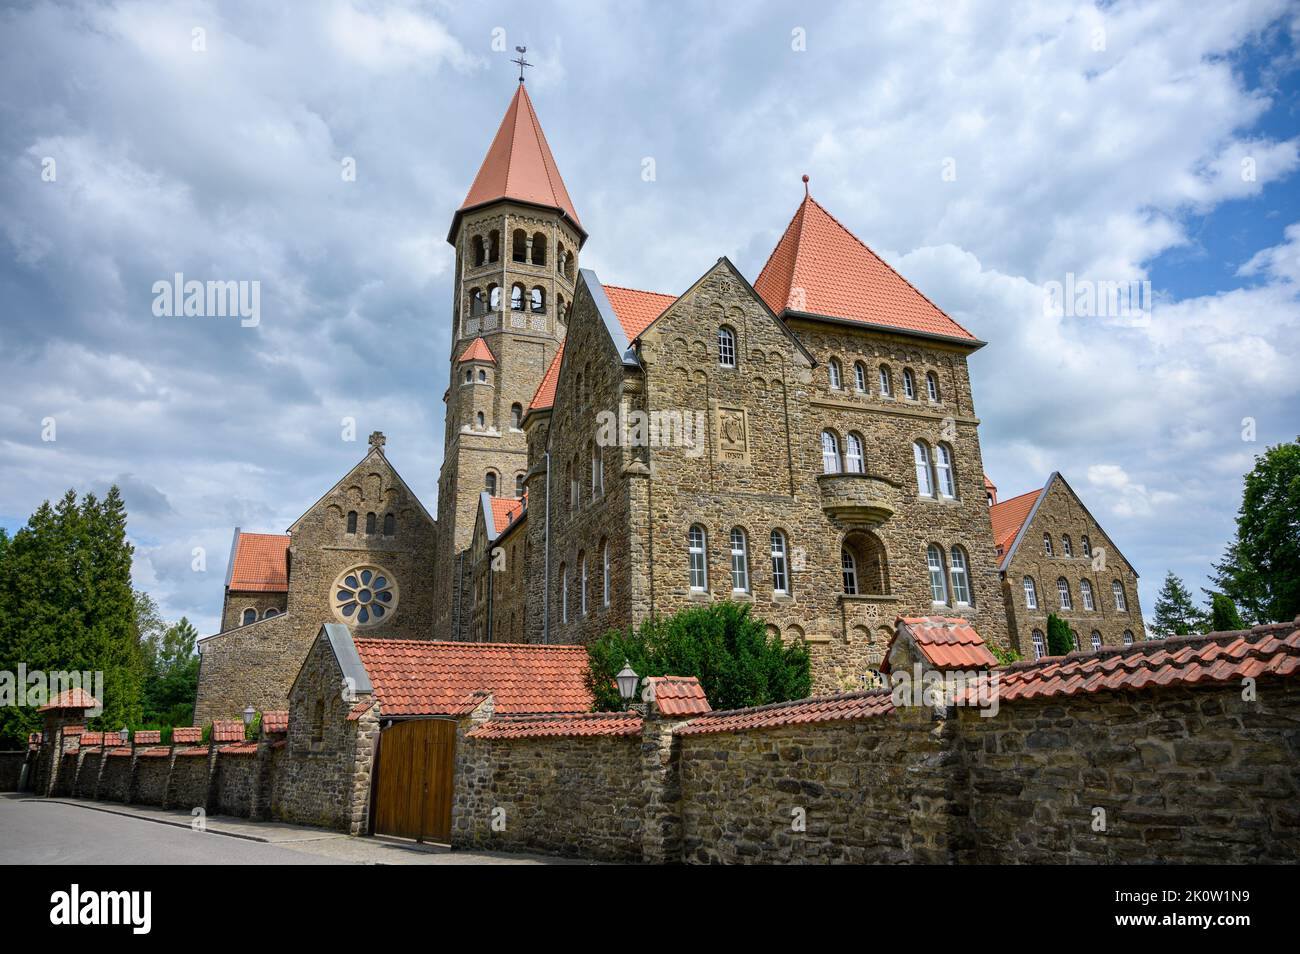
[[602, 284, 677, 340], [466, 712, 642, 740], [228, 531, 289, 593], [489, 496, 524, 534], [219, 741, 259, 755], [136, 746, 172, 758], [78, 731, 105, 748], [754, 193, 977, 342], [262, 710, 289, 734], [353, 639, 592, 717], [172, 727, 203, 745], [133, 730, 162, 745], [211, 720, 245, 743], [675, 688, 895, 736], [459, 84, 581, 228], [646, 676, 711, 716], [175, 747, 209, 757], [528, 343, 565, 411], [105, 747, 133, 757], [345, 700, 374, 721], [37, 688, 101, 712], [457, 337, 496, 364], [887, 616, 1000, 672], [989, 488, 1042, 554], [972, 621, 1300, 704]]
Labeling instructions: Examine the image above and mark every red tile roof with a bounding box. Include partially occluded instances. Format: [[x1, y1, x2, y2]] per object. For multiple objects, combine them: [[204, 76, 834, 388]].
[[175, 747, 209, 757], [528, 343, 565, 410], [219, 741, 259, 755], [989, 488, 1042, 554], [133, 730, 162, 745], [228, 531, 289, 593], [974, 621, 1300, 703], [489, 496, 524, 534], [105, 747, 132, 757], [79, 731, 105, 748], [37, 688, 101, 712], [346, 700, 375, 721], [754, 192, 977, 342], [353, 639, 592, 717], [137, 746, 172, 758], [646, 676, 711, 716], [457, 337, 495, 364], [172, 727, 203, 745], [466, 712, 643, 740], [262, 710, 288, 734], [887, 616, 1000, 672], [211, 720, 245, 743], [459, 84, 581, 228], [603, 284, 677, 340], [675, 688, 895, 736]]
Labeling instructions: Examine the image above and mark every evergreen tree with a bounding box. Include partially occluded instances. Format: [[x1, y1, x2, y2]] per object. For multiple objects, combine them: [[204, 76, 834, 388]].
[[142, 617, 200, 726], [1213, 438, 1300, 624], [1045, 613, 1074, 656], [1206, 592, 1245, 632], [1151, 571, 1205, 638]]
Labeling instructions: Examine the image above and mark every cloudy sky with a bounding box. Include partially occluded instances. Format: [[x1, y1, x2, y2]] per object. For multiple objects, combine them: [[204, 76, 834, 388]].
[[1, 0, 1297, 635]]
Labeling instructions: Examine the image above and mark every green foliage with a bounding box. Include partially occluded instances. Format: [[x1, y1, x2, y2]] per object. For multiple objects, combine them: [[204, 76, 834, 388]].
[[1206, 592, 1245, 633], [1213, 438, 1300, 624], [986, 641, 1022, 666], [585, 602, 811, 712], [141, 616, 199, 727], [0, 487, 143, 746], [1152, 571, 1206, 638], [1045, 613, 1074, 656]]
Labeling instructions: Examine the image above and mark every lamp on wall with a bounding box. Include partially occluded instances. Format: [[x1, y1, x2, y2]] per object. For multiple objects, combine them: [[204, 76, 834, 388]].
[[615, 661, 640, 710], [242, 705, 255, 726], [118, 727, 129, 745]]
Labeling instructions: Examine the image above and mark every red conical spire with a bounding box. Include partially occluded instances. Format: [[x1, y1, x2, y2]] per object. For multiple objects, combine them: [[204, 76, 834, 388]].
[[449, 84, 583, 244]]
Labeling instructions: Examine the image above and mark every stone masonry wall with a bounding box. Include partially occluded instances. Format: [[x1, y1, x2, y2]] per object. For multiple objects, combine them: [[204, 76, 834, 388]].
[[220, 590, 289, 633], [214, 753, 259, 818], [97, 754, 131, 802], [0, 751, 26, 791], [132, 756, 171, 805]]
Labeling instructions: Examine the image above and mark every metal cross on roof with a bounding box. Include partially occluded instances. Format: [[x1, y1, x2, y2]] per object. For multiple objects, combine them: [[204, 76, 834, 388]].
[[511, 45, 532, 83]]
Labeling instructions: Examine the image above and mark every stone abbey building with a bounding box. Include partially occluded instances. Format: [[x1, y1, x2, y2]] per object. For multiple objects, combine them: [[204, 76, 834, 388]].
[[194, 80, 1144, 719]]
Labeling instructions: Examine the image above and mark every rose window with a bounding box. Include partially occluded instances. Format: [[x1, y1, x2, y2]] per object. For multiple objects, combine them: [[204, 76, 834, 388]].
[[332, 565, 398, 627]]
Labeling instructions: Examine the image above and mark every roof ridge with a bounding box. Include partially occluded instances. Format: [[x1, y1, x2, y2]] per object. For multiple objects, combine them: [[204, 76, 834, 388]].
[[989, 487, 1042, 510], [691, 685, 894, 722], [600, 283, 676, 298], [754, 195, 806, 297], [353, 636, 585, 650], [1002, 621, 1300, 673]]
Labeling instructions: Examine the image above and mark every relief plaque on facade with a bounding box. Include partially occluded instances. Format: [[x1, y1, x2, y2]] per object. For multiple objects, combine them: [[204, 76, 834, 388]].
[[716, 407, 749, 463]]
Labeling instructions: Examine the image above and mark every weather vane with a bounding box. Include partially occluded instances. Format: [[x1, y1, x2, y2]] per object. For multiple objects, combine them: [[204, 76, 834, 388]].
[[512, 45, 532, 83]]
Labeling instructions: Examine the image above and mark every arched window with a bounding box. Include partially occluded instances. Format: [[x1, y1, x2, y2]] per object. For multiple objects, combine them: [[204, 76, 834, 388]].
[[926, 371, 939, 402], [1057, 577, 1072, 610], [821, 431, 841, 474], [913, 441, 934, 496], [476, 411, 485, 428], [556, 293, 565, 320], [469, 287, 485, 316], [879, 365, 893, 397], [512, 229, 527, 263], [1112, 580, 1127, 611], [1031, 629, 1046, 660], [1043, 533, 1054, 557], [1023, 576, 1038, 609], [770, 530, 789, 594], [263, 607, 279, 619], [718, 326, 736, 368], [511, 403, 523, 428], [828, 359, 842, 389], [1062, 534, 1073, 557], [1123, 630, 1134, 646], [242, 608, 257, 626], [927, 544, 949, 603], [365, 512, 376, 534], [477, 368, 487, 383], [530, 287, 545, 313], [579, 551, 588, 616], [843, 530, 890, 595], [531, 232, 547, 266], [1081, 535, 1092, 557], [902, 368, 916, 399], [464, 369, 472, 384], [845, 433, 865, 473], [383, 513, 395, 536], [485, 472, 497, 495], [560, 563, 568, 623], [1080, 579, 1095, 610], [487, 229, 500, 262], [729, 528, 749, 593], [688, 525, 708, 592], [472, 235, 486, 266], [935, 443, 956, 497], [854, 361, 867, 392], [346, 510, 357, 534], [1090, 630, 1102, 651], [1071, 630, 1081, 651], [489, 285, 502, 310], [510, 284, 524, 310], [515, 473, 525, 498], [602, 540, 610, 606], [557, 244, 567, 277], [570, 453, 579, 508], [591, 441, 603, 498], [950, 546, 971, 605], [841, 547, 858, 595]]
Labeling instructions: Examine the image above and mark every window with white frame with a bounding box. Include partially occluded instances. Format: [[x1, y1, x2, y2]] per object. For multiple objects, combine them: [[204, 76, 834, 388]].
[[927, 544, 949, 603], [845, 433, 865, 473], [913, 441, 934, 496], [1090, 630, 1102, 651], [1062, 535, 1073, 558], [1057, 577, 1072, 610], [950, 547, 971, 605], [936, 443, 956, 497], [822, 431, 841, 474], [770, 531, 789, 594], [1071, 630, 1081, 651], [828, 359, 842, 389], [242, 608, 256, 626], [854, 362, 867, 392], [730, 528, 749, 593], [1080, 578, 1095, 610], [1043, 533, 1054, 557], [1112, 580, 1127, 611], [1081, 535, 1091, 557], [569, 456, 579, 509], [688, 525, 708, 592], [1023, 576, 1038, 609], [580, 555, 588, 616], [560, 564, 568, 623], [1123, 630, 1134, 646], [879, 365, 892, 396], [591, 442, 603, 498], [902, 368, 916, 399], [926, 371, 939, 402], [602, 541, 610, 606], [841, 547, 858, 595], [1031, 629, 1046, 660], [718, 326, 736, 368]]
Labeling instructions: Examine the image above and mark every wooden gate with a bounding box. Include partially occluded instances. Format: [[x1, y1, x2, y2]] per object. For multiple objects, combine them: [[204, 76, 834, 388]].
[[372, 718, 457, 843]]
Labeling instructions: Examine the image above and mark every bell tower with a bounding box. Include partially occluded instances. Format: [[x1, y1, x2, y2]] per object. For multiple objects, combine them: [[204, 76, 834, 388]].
[[435, 77, 584, 639]]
